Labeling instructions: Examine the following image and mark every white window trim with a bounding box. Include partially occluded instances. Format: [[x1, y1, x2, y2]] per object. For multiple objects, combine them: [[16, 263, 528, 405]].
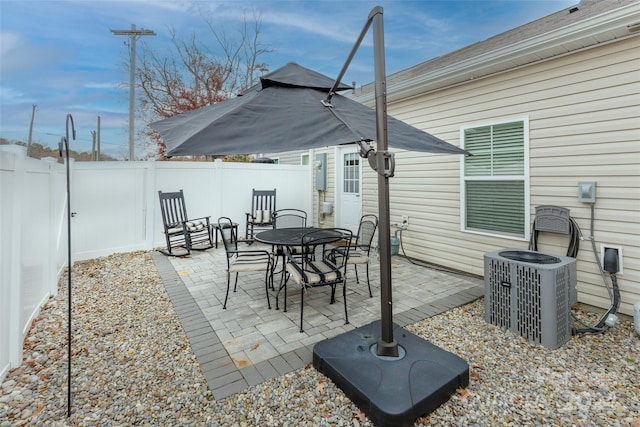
[[300, 152, 310, 165], [459, 116, 530, 241]]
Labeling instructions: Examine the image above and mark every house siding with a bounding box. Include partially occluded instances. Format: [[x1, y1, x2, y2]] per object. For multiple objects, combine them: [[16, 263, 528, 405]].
[[368, 37, 639, 315], [269, 150, 307, 165]]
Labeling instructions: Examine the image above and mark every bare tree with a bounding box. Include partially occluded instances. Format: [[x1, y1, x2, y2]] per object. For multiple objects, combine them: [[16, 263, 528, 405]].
[[137, 12, 272, 158], [205, 11, 271, 96]]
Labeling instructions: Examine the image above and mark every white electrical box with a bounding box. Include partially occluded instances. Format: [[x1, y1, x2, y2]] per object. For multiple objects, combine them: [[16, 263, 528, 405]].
[[578, 181, 596, 203]]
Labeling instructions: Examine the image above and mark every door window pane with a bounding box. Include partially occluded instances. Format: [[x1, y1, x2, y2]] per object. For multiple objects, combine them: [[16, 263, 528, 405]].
[[343, 153, 359, 194]]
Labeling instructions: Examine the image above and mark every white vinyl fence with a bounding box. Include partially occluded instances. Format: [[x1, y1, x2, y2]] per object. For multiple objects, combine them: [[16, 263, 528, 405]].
[[0, 145, 312, 381]]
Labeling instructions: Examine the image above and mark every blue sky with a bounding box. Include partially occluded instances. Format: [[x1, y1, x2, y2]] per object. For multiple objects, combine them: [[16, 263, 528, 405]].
[[0, 0, 575, 159]]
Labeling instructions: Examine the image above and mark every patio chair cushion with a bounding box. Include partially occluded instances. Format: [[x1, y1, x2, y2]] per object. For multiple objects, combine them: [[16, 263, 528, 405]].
[[286, 259, 341, 285], [229, 253, 271, 273], [166, 221, 206, 234], [167, 226, 184, 235], [252, 210, 272, 225], [185, 220, 206, 231], [345, 249, 369, 264], [274, 244, 313, 257]]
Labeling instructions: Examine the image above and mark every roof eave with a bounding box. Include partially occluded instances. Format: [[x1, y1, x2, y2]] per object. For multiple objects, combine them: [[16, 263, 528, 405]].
[[353, 2, 640, 105]]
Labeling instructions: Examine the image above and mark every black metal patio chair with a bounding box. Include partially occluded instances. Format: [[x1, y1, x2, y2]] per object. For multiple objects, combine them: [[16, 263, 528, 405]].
[[272, 208, 309, 252], [272, 208, 307, 229], [269, 208, 311, 277], [276, 227, 352, 333], [330, 214, 378, 297], [219, 216, 274, 309]]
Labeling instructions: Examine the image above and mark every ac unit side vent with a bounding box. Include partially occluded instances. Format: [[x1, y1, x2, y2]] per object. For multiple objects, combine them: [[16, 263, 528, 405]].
[[487, 259, 512, 330], [516, 265, 542, 345], [484, 249, 577, 349]]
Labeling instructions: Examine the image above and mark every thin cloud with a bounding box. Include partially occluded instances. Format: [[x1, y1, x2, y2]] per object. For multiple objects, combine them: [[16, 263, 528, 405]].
[[258, 10, 362, 45], [85, 82, 123, 90], [0, 31, 62, 78], [0, 86, 30, 105], [0, 31, 21, 57], [208, 4, 364, 45]]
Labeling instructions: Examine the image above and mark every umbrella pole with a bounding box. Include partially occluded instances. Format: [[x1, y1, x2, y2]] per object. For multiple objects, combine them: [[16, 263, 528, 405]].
[[326, 6, 398, 356], [370, 8, 399, 357]]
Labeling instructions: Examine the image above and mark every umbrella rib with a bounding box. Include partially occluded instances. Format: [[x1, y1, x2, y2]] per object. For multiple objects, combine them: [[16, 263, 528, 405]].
[[323, 102, 368, 144]]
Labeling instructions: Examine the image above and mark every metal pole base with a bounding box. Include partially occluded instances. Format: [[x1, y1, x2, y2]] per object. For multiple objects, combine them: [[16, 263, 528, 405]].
[[376, 338, 399, 357]]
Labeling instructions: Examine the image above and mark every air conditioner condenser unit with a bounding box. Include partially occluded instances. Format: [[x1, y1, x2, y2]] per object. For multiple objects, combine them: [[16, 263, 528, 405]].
[[484, 248, 577, 349]]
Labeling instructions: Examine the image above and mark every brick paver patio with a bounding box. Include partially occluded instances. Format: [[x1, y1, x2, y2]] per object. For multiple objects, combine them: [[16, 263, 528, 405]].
[[151, 245, 484, 399]]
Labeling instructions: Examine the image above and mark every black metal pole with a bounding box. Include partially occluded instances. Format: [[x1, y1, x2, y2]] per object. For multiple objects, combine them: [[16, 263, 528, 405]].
[[324, 9, 374, 103], [60, 114, 75, 417]]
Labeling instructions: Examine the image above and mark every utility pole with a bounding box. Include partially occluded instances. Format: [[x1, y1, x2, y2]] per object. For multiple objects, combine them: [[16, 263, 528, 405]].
[[27, 104, 36, 156], [91, 131, 97, 160], [97, 116, 101, 161], [110, 24, 156, 161]]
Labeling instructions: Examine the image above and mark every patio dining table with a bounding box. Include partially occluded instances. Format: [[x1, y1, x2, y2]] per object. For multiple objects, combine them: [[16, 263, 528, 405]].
[[254, 227, 348, 292], [254, 227, 347, 263], [254, 227, 344, 247]]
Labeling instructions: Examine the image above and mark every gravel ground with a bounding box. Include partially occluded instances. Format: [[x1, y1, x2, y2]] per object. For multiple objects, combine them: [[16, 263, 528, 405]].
[[1, 251, 639, 426]]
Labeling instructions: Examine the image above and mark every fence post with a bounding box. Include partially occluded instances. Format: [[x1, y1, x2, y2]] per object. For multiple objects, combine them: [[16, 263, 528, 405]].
[[144, 159, 157, 251], [5, 146, 26, 367], [43, 157, 61, 296], [212, 159, 224, 224]]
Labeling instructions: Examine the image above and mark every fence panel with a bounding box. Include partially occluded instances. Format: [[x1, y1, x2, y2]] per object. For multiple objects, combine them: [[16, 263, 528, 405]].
[[1, 148, 66, 380], [71, 162, 152, 260]]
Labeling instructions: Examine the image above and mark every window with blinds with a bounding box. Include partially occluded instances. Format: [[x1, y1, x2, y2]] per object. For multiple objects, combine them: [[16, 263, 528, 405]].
[[462, 120, 527, 237]]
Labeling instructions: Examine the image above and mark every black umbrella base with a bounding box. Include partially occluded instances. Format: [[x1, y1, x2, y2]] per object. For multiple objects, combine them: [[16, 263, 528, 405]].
[[313, 320, 469, 427]]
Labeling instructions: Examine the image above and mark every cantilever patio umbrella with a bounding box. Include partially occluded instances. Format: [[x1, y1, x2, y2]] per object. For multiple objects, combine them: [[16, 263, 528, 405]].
[[151, 7, 469, 426]]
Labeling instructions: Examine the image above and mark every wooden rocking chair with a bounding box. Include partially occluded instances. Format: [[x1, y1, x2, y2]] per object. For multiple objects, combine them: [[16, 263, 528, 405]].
[[245, 188, 276, 241], [158, 189, 214, 256]]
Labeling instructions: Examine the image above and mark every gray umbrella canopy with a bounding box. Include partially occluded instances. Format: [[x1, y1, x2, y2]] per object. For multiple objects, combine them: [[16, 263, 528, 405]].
[[150, 62, 467, 157]]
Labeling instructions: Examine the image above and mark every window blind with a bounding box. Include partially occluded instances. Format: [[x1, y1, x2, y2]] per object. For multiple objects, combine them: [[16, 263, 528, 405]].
[[466, 181, 525, 235], [464, 122, 524, 176]]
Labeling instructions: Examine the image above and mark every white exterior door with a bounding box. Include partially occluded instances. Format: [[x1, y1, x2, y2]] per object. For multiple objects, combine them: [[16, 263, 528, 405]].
[[335, 146, 362, 234]]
